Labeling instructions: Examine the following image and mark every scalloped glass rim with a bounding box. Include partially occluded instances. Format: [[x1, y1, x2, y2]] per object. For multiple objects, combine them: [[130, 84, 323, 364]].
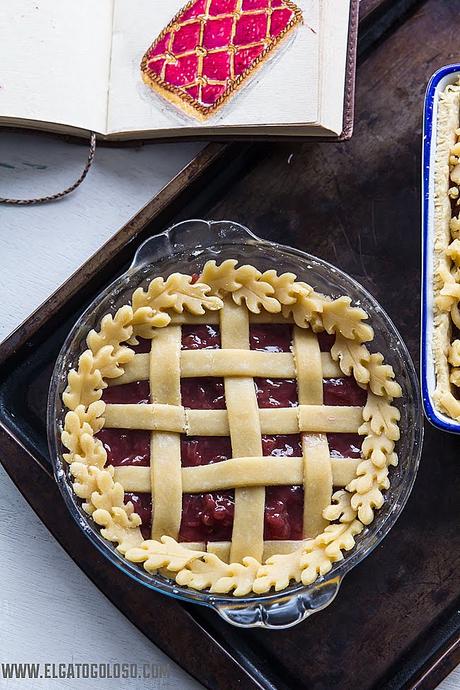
[[47, 219, 423, 629]]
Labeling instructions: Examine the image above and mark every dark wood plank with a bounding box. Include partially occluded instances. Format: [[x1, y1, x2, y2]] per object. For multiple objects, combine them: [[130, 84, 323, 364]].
[[360, 0, 415, 22], [361, 0, 388, 16], [358, 0, 424, 56], [196, 0, 460, 688], [410, 637, 460, 690]]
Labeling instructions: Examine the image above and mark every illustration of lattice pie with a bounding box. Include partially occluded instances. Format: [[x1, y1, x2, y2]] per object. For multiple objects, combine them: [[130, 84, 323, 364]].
[[141, 0, 303, 120]]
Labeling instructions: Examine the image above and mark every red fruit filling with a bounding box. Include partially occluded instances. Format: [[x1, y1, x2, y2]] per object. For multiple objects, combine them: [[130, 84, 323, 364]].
[[180, 492, 235, 542], [255, 377, 299, 408], [125, 493, 152, 541], [99, 321, 364, 543], [166, 55, 199, 87], [201, 83, 227, 105], [262, 433, 304, 540], [131, 337, 151, 354], [97, 429, 150, 467], [181, 436, 232, 467], [262, 434, 302, 456], [182, 324, 221, 349], [249, 323, 292, 352], [181, 377, 226, 409], [101, 380, 150, 405], [203, 51, 231, 81], [264, 486, 304, 540], [317, 332, 336, 351], [323, 377, 367, 407], [328, 433, 363, 459], [242, 0, 270, 10]]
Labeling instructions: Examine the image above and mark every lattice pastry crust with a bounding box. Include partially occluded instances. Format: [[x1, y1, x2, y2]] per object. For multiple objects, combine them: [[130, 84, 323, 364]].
[[61, 259, 402, 596]]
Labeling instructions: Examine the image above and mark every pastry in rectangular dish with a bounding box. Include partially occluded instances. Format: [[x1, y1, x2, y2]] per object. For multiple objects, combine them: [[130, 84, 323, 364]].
[[432, 80, 460, 420]]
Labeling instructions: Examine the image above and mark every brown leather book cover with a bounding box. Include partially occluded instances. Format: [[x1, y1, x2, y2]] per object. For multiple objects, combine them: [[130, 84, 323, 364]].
[[338, 0, 359, 141]]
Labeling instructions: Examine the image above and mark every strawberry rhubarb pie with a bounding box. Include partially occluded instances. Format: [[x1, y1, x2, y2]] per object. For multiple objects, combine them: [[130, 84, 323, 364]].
[[61, 259, 402, 596], [141, 0, 303, 119]]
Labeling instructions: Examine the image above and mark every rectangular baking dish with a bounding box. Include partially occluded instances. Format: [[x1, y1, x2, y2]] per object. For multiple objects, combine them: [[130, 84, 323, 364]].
[[421, 63, 460, 432]]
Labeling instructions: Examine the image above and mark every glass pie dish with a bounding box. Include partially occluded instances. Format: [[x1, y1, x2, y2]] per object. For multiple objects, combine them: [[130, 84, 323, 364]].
[[48, 219, 423, 629]]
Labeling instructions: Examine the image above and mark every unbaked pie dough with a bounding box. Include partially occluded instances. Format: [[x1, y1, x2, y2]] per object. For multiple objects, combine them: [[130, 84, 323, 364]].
[[61, 259, 402, 596]]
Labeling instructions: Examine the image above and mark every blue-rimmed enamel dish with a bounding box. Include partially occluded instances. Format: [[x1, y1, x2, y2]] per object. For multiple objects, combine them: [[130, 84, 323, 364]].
[[421, 64, 460, 432]]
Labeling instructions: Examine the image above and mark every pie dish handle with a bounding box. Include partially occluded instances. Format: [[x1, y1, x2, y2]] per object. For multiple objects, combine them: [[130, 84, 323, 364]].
[[130, 219, 261, 270], [211, 577, 341, 629]]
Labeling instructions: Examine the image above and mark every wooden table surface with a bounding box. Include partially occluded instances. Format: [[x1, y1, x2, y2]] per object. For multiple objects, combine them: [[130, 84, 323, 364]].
[[1, 0, 460, 688]]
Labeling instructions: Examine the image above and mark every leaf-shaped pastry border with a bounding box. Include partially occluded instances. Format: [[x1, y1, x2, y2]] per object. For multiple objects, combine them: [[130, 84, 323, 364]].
[[60, 259, 402, 596]]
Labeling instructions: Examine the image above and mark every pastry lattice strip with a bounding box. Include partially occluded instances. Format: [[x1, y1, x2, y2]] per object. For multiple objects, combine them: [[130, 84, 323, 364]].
[[111, 349, 341, 385], [104, 404, 362, 435], [113, 457, 361, 493], [104, 301, 366, 564]]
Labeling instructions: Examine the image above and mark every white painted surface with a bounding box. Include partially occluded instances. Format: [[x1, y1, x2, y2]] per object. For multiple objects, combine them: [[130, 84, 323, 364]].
[[442, 671, 460, 690], [0, 131, 458, 690], [0, 133, 201, 342]]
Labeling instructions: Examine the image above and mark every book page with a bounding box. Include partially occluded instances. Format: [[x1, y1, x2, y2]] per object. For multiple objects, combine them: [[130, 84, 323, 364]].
[[318, 0, 351, 134], [107, 0, 320, 135], [0, 0, 113, 133]]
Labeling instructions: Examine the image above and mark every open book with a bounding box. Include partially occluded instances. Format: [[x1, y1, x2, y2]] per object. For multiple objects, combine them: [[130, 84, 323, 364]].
[[0, 0, 356, 141]]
